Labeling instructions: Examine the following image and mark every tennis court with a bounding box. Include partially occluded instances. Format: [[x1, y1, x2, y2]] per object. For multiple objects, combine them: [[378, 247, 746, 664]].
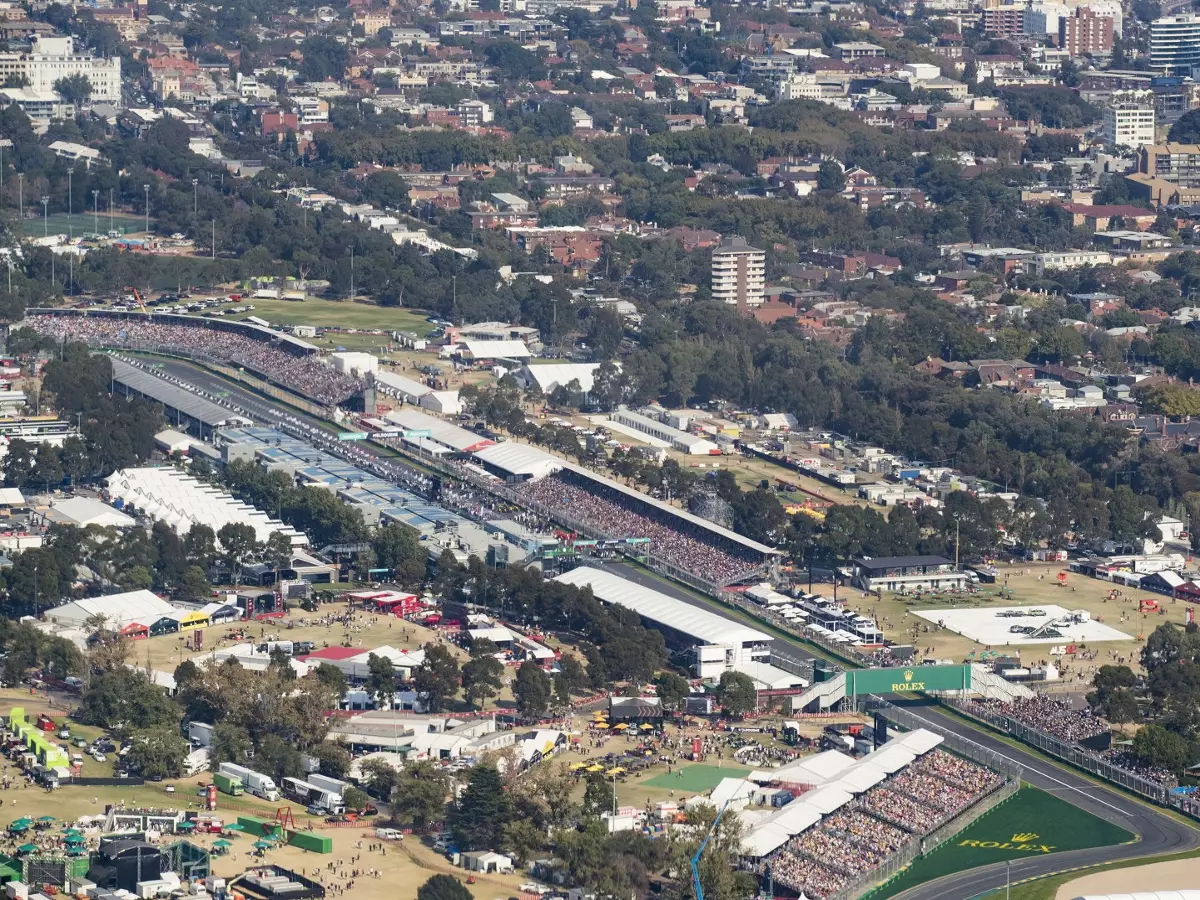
[[643, 765, 750, 793]]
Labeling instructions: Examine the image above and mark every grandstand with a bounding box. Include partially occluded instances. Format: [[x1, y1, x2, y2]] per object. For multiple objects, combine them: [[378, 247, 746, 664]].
[[738, 729, 1006, 900], [24, 310, 363, 407], [507, 460, 779, 587]]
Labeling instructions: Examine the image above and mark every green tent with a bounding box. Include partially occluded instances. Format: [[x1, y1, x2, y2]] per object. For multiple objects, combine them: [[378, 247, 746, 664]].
[[16, 844, 35, 854], [223, 823, 244, 832]]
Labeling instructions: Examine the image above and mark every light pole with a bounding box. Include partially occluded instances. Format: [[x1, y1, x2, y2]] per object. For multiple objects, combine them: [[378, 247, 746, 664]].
[[192, 178, 198, 219], [67, 166, 73, 219], [108, 187, 113, 233], [92, 189, 98, 233], [1006, 860, 1011, 900], [143, 183, 150, 234], [41, 195, 48, 236], [212, 219, 216, 260], [17, 172, 22, 222]]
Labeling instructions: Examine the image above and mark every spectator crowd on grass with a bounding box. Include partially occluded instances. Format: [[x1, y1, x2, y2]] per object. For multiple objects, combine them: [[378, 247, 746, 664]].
[[26, 313, 363, 406]]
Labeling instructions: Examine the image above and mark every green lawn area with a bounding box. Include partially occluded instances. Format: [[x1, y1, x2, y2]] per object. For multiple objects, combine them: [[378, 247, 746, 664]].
[[22, 213, 149, 237], [643, 765, 750, 793], [978, 848, 1200, 900], [868, 787, 1135, 900], [225, 297, 433, 334]]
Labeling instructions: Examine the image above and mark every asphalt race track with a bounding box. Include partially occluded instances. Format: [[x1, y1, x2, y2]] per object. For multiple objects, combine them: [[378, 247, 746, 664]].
[[136, 358, 1200, 900]]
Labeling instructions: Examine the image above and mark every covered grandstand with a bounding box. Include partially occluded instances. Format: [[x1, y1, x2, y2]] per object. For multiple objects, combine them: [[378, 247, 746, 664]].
[[23, 309, 362, 407], [554, 566, 805, 686], [510, 459, 779, 587], [110, 358, 252, 439], [738, 729, 1008, 899]]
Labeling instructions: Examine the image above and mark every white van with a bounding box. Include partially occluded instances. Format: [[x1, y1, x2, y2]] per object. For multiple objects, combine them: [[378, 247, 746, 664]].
[[374, 828, 403, 841]]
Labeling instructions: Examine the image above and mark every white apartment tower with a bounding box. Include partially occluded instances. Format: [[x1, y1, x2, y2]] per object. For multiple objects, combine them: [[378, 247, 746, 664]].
[[711, 236, 766, 309], [1151, 15, 1200, 74], [0, 36, 122, 105], [1103, 91, 1156, 149]]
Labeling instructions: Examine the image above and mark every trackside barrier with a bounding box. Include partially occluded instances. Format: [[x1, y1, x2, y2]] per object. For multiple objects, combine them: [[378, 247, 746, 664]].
[[848, 780, 1020, 900], [950, 699, 1200, 820]]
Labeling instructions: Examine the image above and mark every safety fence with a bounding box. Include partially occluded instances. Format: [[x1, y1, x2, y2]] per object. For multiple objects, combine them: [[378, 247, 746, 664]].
[[948, 699, 1195, 815]]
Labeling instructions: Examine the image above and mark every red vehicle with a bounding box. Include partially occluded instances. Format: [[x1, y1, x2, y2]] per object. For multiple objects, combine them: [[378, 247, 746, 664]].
[[36, 714, 55, 732], [421, 614, 442, 626]]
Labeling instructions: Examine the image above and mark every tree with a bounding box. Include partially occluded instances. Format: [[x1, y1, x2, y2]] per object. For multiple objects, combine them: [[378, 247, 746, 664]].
[[392, 760, 449, 831], [372, 524, 427, 587], [817, 160, 846, 193], [361, 757, 400, 801], [125, 725, 188, 779], [1135, 384, 1200, 419], [451, 764, 511, 850], [344, 786, 370, 812], [654, 671, 690, 714], [366, 652, 397, 710], [417, 875, 472, 900], [313, 662, 348, 696], [179, 565, 211, 603], [77, 668, 179, 734], [413, 643, 460, 712], [263, 530, 293, 585], [310, 742, 351, 779], [461, 653, 504, 710], [514, 660, 551, 718], [581, 771, 615, 818], [1170, 108, 1200, 143], [715, 671, 757, 717], [53, 73, 92, 109], [217, 522, 259, 586], [1133, 723, 1191, 774]]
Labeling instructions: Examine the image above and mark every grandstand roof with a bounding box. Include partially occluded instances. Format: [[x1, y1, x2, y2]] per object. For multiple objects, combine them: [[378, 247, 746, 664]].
[[558, 461, 781, 557], [740, 728, 946, 858], [373, 370, 432, 399], [473, 442, 562, 479], [384, 408, 495, 453], [44, 496, 136, 528], [553, 566, 771, 648]]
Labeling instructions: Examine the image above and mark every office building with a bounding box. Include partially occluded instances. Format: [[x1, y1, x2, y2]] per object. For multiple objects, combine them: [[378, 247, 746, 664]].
[[1103, 92, 1156, 149], [1060, 7, 1114, 56], [1151, 15, 1200, 74], [0, 35, 121, 104], [711, 236, 766, 309]]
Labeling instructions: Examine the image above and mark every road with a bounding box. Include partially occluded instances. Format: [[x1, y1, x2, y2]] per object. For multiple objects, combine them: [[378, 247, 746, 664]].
[[134, 360, 1200, 899]]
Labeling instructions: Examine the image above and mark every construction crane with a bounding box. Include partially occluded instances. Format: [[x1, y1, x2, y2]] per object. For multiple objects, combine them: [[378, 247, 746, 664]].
[[124, 285, 148, 314]]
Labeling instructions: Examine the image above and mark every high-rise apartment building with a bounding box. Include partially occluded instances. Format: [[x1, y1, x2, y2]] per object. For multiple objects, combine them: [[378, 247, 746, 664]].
[[0, 35, 121, 105], [1151, 15, 1200, 74], [1060, 7, 1114, 56], [1102, 92, 1156, 149], [711, 237, 766, 309]]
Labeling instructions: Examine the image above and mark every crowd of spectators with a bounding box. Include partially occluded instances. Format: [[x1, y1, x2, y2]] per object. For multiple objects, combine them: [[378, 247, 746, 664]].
[[754, 751, 1001, 899], [966, 695, 1109, 743], [26, 314, 363, 406], [515, 472, 766, 584], [1101, 750, 1177, 787]]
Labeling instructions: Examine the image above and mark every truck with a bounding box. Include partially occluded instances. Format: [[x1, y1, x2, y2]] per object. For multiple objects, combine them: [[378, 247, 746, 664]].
[[217, 762, 279, 801], [183, 749, 210, 777], [213, 772, 244, 797], [188, 722, 215, 749], [306, 773, 348, 799], [283, 777, 345, 815]]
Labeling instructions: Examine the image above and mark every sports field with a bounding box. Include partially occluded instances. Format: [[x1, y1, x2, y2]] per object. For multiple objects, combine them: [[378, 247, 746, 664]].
[[22, 212, 150, 237], [224, 297, 433, 334], [869, 787, 1135, 899], [643, 764, 750, 792]]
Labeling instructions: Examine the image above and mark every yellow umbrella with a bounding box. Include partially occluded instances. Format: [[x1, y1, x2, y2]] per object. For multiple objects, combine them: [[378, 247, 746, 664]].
[[586, 764, 604, 772], [613, 723, 629, 730], [640, 724, 655, 731], [605, 767, 625, 776], [568, 762, 587, 771]]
